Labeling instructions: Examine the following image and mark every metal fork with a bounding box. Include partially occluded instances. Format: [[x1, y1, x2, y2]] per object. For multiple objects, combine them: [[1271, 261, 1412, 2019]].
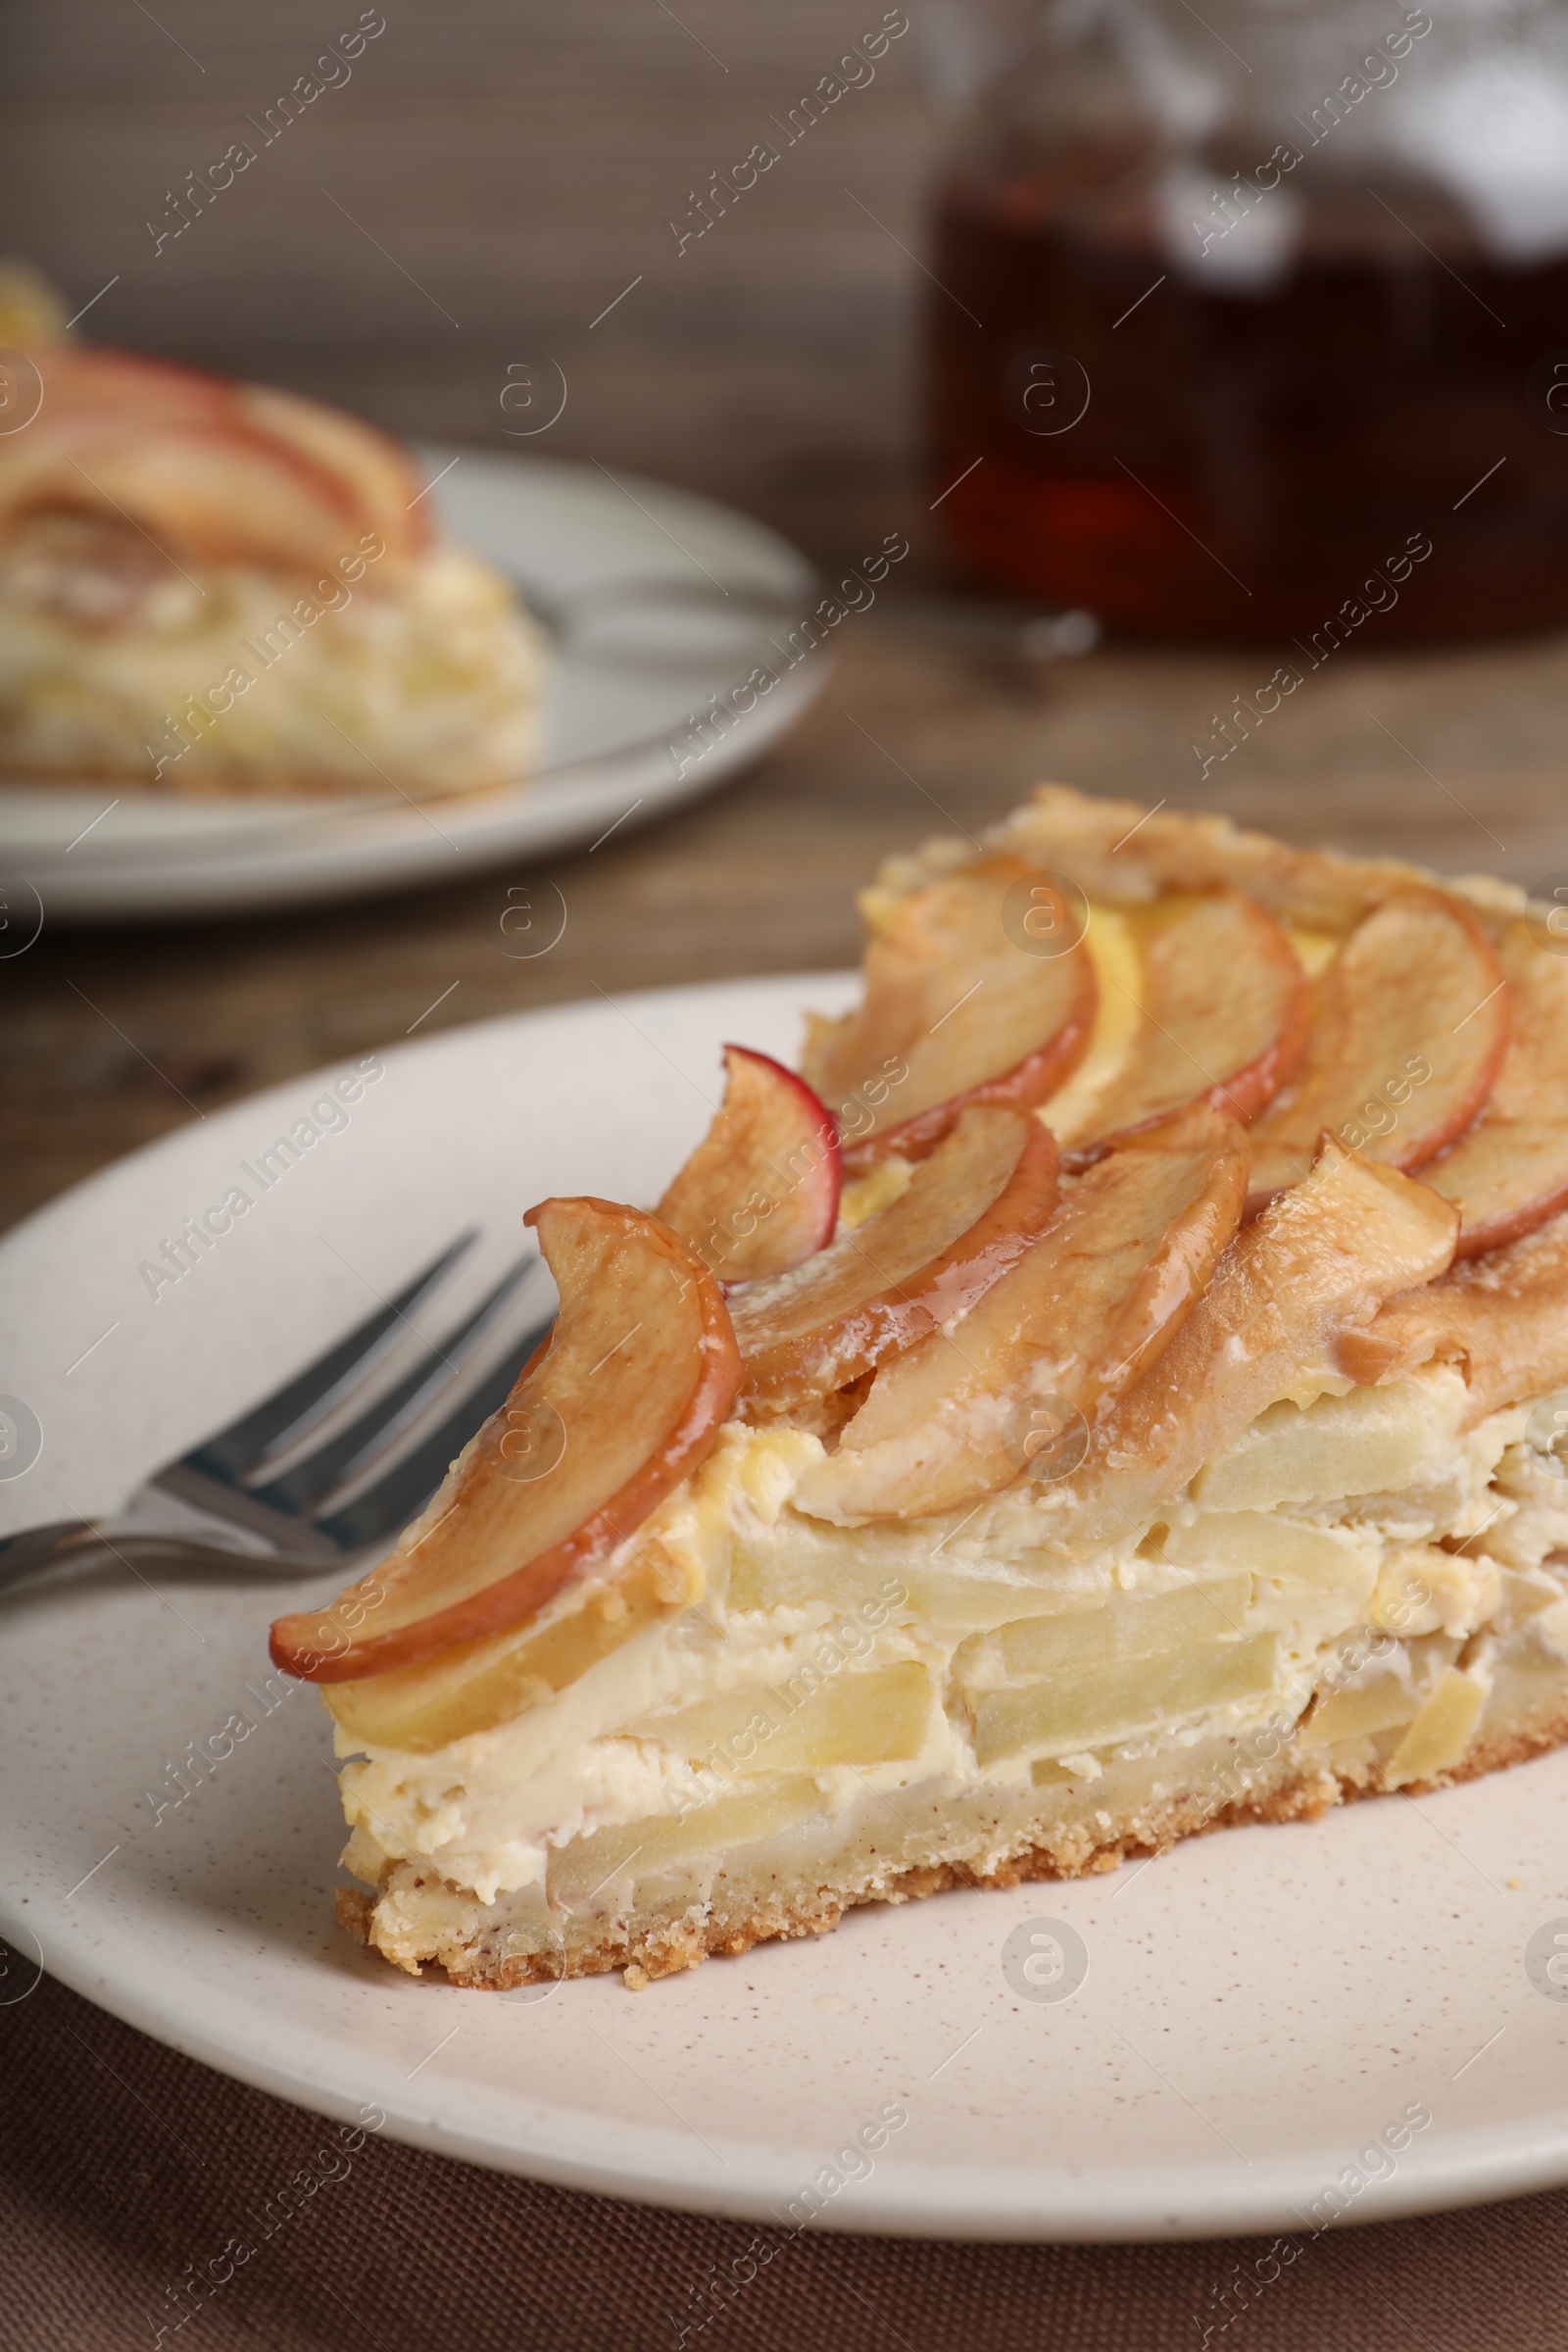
[[0, 1233, 555, 1587]]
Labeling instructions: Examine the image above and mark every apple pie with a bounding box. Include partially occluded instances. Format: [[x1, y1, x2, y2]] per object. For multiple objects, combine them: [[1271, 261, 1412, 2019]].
[[272, 787, 1568, 1986], [0, 267, 541, 799]]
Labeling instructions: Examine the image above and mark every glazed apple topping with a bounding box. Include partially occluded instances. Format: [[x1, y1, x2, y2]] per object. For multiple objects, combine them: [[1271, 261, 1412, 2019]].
[[320, 1536, 689, 1754], [796, 1102, 1250, 1523], [1350, 1186, 1568, 1424], [1244, 890, 1509, 1210], [731, 1103, 1060, 1426], [270, 1198, 740, 1682], [232, 379, 429, 566], [1419, 919, 1568, 1258], [800, 856, 1097, 1169], [656, 1045, 840, 1284], [0, 340, 428, 575], [284, 841, 1536, 1687], [1046, 1140, 1462, 1561], [1053, 890, 1308, 1166]]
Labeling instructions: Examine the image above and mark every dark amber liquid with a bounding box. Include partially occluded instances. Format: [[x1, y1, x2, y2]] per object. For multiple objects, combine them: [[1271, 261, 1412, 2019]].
[[929, 164, 1568, 643]]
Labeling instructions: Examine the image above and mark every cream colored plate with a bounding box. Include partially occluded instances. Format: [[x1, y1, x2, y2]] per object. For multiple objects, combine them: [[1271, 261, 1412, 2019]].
[[3, 976, 1568, 2238], [0, 451, 821, 922]]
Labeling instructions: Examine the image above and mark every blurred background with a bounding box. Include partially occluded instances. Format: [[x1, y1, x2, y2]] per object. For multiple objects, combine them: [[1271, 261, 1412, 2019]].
[[1, 0, 931, 574], [4, 0, 1567, 1230]]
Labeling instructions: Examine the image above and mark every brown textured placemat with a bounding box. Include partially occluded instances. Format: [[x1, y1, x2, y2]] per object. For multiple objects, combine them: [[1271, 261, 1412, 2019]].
[[3, 1970, 1563, 2351]]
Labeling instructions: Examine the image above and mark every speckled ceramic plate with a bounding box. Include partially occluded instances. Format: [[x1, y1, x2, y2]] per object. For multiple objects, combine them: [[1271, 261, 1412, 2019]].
[[4, 976, 1568, 2240], [0, 451, 822, 923]]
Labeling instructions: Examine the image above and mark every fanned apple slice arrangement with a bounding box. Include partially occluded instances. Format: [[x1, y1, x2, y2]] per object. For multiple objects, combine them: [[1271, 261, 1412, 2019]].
[[797, 1102, 1249, 1522], [1420, 919, 1568, 1256], [272, 821, 1568, 1687], [733, 1103, 1060, 1427]]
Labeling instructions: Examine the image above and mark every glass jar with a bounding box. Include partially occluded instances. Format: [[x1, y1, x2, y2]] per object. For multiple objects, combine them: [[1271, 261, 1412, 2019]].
[[925, 0, 1568, 641]]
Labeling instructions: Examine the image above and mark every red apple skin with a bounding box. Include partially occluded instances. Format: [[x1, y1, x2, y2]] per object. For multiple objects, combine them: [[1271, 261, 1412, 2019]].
[[658, 1046, 841, 1285], [235, 378, 432, 562], [269, 1200, 741, 1683], [1061, 950, 1312, 1172], [1205, 985, 1314, 1125], [735, 1106, 1061, 1419], [1243, 891, 1511, 1222], [1422, 920, 1568, 1260], [1449, 1177, 1568, 1262], [838, 956, 1098, 1174], [3, 340, 430, 572]]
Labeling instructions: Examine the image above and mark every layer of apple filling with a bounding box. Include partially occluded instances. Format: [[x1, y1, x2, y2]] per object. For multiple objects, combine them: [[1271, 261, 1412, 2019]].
[[331, 1368, 1568, 1980]]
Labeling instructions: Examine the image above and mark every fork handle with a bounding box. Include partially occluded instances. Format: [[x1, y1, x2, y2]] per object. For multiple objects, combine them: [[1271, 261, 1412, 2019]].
[[0, 1518, 103, 1585], [0, 1474, 340, 1589], [0, 1494, 300, 1588]]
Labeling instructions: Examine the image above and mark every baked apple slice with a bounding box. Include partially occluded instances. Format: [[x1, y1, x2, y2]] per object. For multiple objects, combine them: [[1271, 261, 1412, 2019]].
[[1245, 891, 1509, 1209], [1045, 1140, 1461, 1561], [1419, 920, 1568, 1258], [797, 1102, 1248, 1522], [1348, 1195, 1568, 1424], [321, 1537, 690, 1754], [801, 857, 1097, 1170], [236, 380, 429, 564], [4, 342, 424, 573], [733, 1104, 1059, 1423], [1054, 890, 1308, 1166], [656, 1046, 840, 1284], [57, 422, 363, 575], [270, 1199, 740, 1682]]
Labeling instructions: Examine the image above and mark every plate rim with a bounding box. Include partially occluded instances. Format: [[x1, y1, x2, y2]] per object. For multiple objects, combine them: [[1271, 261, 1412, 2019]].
[[15, 1942, 1568, 2242]]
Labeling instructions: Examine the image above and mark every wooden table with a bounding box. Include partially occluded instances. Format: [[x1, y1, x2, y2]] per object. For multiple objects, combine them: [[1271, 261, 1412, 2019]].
[[6, 583, 1567, 1236]]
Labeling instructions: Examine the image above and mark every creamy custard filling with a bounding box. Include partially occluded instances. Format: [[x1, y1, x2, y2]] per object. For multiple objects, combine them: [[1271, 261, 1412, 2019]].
[[333, 1370, 1568, 1909], [0, 539, 543, 796]]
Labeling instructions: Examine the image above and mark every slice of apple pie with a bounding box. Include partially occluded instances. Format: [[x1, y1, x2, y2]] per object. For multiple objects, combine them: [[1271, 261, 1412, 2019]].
[[0, 268, 542, 800], [272, 789, 1568, 1986]]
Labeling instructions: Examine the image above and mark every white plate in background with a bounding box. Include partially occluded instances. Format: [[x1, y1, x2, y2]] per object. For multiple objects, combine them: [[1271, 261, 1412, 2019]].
[[0, 451, 822, 924], [3, 975, 1568, 2238]]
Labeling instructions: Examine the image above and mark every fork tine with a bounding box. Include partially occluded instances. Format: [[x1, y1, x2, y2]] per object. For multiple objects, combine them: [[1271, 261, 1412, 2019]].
[[182, 1229, 478, 1481], [314, 1313, 556, 1554], [250, 1256, 542, 1515]]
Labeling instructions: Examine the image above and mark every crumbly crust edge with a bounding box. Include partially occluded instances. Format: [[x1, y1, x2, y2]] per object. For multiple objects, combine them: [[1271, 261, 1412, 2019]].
[[875, 780, 1534, 937], [335, 1702, 1568, 1990]]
